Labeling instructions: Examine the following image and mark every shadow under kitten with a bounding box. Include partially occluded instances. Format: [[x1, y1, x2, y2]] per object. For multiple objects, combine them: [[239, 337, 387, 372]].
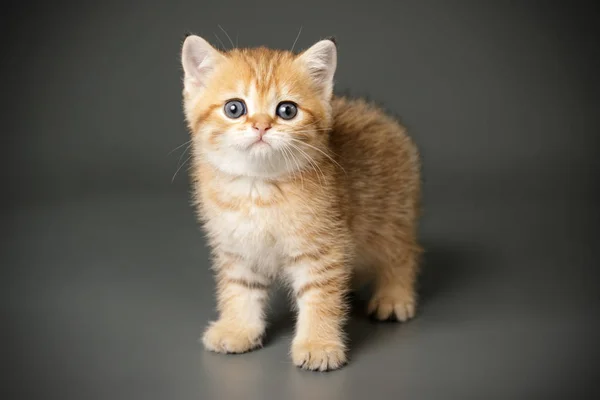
[[264, 239, 484, 359]]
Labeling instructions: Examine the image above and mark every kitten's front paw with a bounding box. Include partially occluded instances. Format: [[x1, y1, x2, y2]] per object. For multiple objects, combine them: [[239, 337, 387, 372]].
[[291, 340, 347, 371], [202, 320, 264, 354], [368, 286, 416, 322]]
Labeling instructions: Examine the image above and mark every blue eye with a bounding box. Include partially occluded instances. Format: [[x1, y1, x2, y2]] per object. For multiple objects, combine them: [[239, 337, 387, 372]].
[[276, 102, 298, 120], [224, 100, 246, 119]]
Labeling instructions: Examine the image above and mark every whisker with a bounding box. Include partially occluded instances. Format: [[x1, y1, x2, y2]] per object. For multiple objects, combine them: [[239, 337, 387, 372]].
[[282, 146, 304, 187], [218, 24, 235, 49], [284, 120, 330, 132], [283, 144, 304, 190], [287, 135, 341, 156], [279, 144, 292, 175], [288, 128, 332, 133], [172, 153, 193, 182], [289, 145, 319, 185], [295, 120, 324, 130], [287, 142, 326, 188], [285, 145, 329, 213], [288, 138, 347, 175], [213, 32, 226, 51], [290, 25, 303, 53], [269, 137, 302, 188], [176, 142, 193, 169], [168, 139, 192, 155], [290, 125, 331, 131]]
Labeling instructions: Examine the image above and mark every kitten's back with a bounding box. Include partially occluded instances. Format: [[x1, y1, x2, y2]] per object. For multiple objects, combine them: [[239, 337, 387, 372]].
[[330, 96, 421, 266]]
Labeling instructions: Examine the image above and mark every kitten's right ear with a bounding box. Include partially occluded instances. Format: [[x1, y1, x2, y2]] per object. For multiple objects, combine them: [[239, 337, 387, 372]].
[[181, 35, 223, 91]]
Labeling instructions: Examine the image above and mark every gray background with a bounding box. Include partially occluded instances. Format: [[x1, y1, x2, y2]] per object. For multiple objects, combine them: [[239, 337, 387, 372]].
[[2, 1, 599, 399]]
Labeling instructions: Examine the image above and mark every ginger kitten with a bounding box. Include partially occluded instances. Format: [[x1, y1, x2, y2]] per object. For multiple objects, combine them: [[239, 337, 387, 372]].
[[181, 35, 421, 371]]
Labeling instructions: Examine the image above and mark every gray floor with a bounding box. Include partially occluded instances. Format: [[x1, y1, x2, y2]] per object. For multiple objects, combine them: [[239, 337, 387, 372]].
[[3, 189, 597, 399], [3, 1, 599, 398]]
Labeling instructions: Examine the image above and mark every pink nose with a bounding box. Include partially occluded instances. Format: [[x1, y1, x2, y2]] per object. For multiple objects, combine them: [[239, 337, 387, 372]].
[[253, 121, 272, 137]]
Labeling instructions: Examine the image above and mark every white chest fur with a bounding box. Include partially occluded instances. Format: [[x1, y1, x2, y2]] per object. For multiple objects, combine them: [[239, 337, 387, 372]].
[[202, 177, 296, 276]]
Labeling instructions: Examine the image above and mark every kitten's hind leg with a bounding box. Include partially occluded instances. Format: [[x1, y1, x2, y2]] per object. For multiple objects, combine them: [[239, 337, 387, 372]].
[[367, 241, 421, 322]]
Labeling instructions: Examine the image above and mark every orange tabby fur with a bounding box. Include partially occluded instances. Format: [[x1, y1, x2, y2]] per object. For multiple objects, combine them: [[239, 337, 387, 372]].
[[180, 35, 421, 371]]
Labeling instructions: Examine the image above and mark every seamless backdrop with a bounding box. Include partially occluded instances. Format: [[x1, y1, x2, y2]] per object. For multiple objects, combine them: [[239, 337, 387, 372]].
[[2, 1, 599, 399]]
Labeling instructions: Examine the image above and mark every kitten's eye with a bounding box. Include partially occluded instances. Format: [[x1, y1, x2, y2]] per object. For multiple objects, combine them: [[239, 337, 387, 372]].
[[276, 102, 298, 120], [224, 100, 246, 119]]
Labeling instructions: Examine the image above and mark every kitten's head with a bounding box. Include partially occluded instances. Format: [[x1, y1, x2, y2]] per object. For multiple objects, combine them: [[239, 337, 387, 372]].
[[181, 35, 337, 178]]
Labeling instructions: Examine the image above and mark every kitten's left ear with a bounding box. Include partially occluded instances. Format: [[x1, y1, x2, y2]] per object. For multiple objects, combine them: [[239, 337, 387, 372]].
[[296, 38, 337, 98]]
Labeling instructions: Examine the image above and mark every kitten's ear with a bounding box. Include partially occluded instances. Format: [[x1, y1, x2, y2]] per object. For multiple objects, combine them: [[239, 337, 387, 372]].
[[181, 35, 224, 91], [296, 39, 337, 98]]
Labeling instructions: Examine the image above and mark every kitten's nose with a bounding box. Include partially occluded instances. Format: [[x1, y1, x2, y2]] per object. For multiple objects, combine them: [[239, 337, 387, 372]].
[[251, 115, 272, 138]]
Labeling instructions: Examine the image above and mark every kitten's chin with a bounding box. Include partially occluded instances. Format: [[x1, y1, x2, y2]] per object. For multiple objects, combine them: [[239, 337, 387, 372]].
[[204, 149, 298, 179]]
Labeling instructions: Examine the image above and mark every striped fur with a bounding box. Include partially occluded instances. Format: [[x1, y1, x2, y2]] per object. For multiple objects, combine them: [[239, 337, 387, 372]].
[[181, 36, 421, 371]]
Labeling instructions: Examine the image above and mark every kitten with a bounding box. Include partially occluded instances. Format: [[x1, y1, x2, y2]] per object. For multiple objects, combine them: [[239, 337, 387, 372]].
[[180, 35, 421, 371]]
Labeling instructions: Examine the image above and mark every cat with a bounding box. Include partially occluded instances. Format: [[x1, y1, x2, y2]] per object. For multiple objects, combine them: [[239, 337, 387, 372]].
[[180, 34, 421, 371]]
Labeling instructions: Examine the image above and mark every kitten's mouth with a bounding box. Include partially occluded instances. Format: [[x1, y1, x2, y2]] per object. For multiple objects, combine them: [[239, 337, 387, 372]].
[[249, 138, 271, 149]]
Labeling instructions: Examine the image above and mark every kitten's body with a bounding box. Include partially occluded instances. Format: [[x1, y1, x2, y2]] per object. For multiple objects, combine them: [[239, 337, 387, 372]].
[[181, 38, 421, 371]]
